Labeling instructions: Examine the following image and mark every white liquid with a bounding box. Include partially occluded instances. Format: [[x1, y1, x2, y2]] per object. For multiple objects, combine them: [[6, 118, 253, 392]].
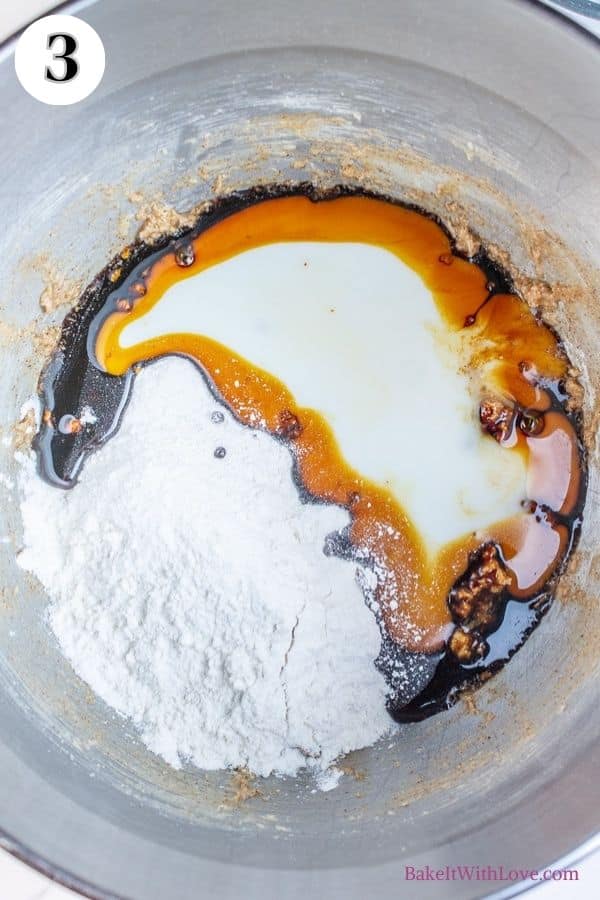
[[120, 241, 526, 551]]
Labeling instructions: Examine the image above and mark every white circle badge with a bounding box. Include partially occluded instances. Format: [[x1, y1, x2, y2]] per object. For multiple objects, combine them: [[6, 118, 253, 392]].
[[15, 15, 105, 106]]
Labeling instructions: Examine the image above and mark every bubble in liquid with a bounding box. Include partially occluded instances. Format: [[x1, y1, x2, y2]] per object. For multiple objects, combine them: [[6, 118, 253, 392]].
[[58, 414, 82, 435], [175, 244, 195, 267]]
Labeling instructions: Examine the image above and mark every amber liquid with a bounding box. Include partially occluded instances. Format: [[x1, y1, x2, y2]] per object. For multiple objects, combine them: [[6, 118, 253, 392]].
[[36, 186, 586, 719]]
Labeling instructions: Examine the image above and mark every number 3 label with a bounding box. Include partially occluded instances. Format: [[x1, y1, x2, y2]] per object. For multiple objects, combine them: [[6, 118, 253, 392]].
[[45, 33, 79, 83], [15, 15, 105, 105]]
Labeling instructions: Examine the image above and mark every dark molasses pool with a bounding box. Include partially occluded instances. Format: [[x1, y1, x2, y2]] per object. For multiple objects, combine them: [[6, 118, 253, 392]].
[[33, 185, 587, 721]]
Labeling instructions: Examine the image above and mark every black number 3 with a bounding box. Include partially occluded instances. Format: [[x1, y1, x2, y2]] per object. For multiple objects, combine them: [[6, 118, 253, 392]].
[[45, 33, 79, 83]]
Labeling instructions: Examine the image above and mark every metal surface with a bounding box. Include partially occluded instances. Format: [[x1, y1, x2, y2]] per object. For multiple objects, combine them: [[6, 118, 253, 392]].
[[550, 0, 600, 18], [0, 1, 599, 898]]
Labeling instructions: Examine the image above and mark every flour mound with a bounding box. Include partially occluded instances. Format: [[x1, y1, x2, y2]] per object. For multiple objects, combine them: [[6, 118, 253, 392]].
[[17, 357, 391, 778]]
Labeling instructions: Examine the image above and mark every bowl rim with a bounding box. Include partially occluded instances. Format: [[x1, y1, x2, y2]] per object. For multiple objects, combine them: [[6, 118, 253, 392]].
[[0, 0, 598, 898]]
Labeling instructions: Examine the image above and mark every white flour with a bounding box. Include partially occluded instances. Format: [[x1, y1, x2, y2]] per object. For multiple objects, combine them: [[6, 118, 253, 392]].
[[17, 357, 391, 779]]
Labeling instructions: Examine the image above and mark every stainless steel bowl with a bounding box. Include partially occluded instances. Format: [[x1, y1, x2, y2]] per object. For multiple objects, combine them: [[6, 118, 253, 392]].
[[0, 1, 599, 897]]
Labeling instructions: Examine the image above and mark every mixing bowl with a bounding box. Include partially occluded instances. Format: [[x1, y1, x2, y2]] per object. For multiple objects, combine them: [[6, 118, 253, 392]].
[[0, 1, 599, 897]]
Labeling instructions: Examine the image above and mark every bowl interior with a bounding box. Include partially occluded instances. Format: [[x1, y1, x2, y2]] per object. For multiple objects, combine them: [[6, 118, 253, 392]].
[[0, 1, 599, 897]]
